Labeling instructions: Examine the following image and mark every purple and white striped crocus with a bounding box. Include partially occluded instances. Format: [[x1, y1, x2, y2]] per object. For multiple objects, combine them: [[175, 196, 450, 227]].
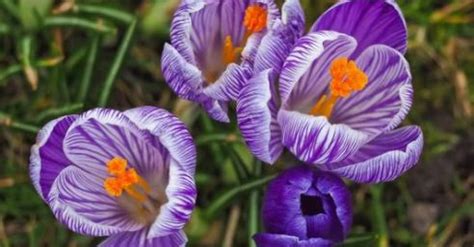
[[237, 0, 423, 183], [29, 107, 196, 246], [161, 0, 279, 122], [254, 166, 352, 247]]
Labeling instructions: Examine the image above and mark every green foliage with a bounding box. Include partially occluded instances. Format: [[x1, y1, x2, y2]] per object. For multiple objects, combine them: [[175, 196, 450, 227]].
[[0, 0, 473, 246]]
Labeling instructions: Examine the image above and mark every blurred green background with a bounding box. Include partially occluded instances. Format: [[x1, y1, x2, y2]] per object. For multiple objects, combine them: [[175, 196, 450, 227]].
[[0, 0, 473, 246]]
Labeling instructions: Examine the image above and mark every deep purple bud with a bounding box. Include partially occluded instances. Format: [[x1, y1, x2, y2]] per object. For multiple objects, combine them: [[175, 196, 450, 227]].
[[254, 166, 352, 246]]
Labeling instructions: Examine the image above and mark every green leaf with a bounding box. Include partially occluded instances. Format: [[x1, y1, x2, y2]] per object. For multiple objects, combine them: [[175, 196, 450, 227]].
[[19, 0, 52, 30]]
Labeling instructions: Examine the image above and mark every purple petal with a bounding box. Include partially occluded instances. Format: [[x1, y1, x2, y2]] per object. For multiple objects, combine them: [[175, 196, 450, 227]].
[[171, 0, 278, 77], [123, 107, 196, 174], [254, 233, 300, 246], [161, 43, 230, 123], [314, 171, 352, 238], [279, 31, 357, 110], [202, 98, 230, 123], [253, 19, 300, 74], [123, 107, 197, 238], [261, 166, 352, 244], [161, 43, 203, 102], [48, 166, 143, 236], [311, 0, 407, 57], [63, 108, 163, 178], [331, 126, 423, 183], [237, 69, 283, 164], [263, 166, 313, 238], [30, 115, 77, 201], [281, 0, 305, 36], [170, 0, 207, 64], [203, 64, 250, 101], [100, 229, 187, 247], [148, 163, 196, 238], [278, 109, 368, 164], [331, 45, 412, 137], [254, 233, 334, 247]]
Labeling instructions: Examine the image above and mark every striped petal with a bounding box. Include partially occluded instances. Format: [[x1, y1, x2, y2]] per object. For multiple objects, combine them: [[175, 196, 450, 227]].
[[48, 166, 142, 236], [63, 108, 163, 178], [123, 107, 197, 238], [161, 43, 203, 102], [237, 70, 283, 164], [123, 107, 196, 175], [331, 45, 413, 138], [311, 0, 407, 57], [281, 0, 305, 37], [201, 98, 230, 123], [100, 229, 187, 247], [203, 63, 250, 101], [148, 162, 196, 238], [279, 31, 357, 110], [252, 0, 306, 73], [170, 0, 207, 64], [278, 109, 368, 164], [330, 126, 423, 183], [30, 115, 77, 201]]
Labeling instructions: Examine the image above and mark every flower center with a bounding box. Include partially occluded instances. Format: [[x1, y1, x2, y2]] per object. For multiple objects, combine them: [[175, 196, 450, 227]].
[[222, 4, 268, 66], [310, 57, 368, 118], [300, 194, 325, 216]]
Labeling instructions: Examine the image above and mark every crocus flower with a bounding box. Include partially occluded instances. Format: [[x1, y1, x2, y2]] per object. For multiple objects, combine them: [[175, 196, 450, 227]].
[[29, 107, 196, 246], [254, 166, 352, 247], [161, 0, 279, 122], [237, 0, 423, 183]]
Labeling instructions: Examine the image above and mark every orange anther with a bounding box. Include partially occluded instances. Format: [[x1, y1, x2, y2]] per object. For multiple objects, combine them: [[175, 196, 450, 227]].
[[107, 157, 127, 175], [243, 4, 268, 33], [104, 177, 123, 197], [223, 35, 237, 65], [329, 57, 368, 97], [118, 168, 139, 187], [310, 57, 368, 118]]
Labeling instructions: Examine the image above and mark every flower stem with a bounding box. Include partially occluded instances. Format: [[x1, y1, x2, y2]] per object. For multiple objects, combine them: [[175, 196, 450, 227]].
[[227, 144, 251, 182], [248, 159, 262, 247], [370, 185, 389, 247]]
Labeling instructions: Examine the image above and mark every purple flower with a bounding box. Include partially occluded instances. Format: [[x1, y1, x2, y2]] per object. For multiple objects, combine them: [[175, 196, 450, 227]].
[[237, 0, 423, 183], [254, 166, 352, 247], [161, 0, 279, 122], [29, 107, 197, 246]]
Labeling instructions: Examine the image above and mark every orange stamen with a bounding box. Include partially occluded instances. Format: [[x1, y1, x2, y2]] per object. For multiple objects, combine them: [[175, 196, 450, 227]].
[[311, 57, 368, 118], [243, 4, 268, 33], [223, 35, 237, 65], [104, 177, 123, 197], [124, 187, 147, 202], [103, 157, 152, 201], [117, 168, 139, 187], [220, 4, 268, 66], [106, 157, 127, 175]]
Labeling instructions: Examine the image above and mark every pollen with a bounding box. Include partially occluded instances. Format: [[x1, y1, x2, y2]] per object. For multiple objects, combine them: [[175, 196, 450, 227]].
[[243, 4, 268, 33], [107, 157, 127, 175], [329, 57, 368, 97], [118, 168, 139, 187], [104, 177, 123, 197], [223, 35, 237, 65], [103, 157, 151, 201], [310, 57, 368, 118]]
